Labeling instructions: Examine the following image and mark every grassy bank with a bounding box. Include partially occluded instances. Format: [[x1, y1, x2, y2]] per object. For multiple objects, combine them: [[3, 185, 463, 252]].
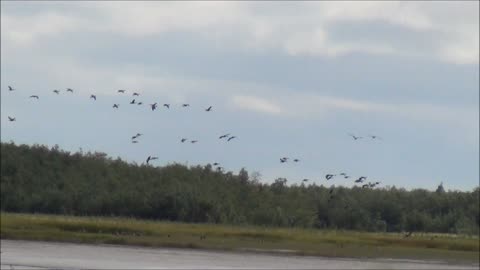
[[1, 212, 478, 264]]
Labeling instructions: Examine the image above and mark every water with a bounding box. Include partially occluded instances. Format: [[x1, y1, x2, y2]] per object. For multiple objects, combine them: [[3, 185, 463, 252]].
[[1, 240, 478, 269]]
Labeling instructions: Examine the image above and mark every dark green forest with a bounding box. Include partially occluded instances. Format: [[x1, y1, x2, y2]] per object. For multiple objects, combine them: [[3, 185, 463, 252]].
[[1, 142, 478, 234]]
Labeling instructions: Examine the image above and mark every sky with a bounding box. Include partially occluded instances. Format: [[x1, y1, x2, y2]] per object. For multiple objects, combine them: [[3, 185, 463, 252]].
[[1, 1, 479, 191]]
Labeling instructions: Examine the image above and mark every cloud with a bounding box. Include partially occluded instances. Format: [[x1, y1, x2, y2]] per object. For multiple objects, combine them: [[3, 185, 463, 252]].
[[231, 95, 283, 115], [1, 12, 79, 46], [1, 2, 477, 64]]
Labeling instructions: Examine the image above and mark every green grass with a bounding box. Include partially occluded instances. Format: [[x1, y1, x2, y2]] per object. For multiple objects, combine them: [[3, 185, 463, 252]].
[[1, 212, 478, 264]]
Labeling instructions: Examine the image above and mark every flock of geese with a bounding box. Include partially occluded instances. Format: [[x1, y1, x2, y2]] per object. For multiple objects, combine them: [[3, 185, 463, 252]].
[[5, 85, 383, 189]]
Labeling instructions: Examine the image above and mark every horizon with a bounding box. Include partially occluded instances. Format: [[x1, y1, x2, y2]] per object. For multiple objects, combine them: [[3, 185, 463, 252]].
[[1, 1, 479, 192]]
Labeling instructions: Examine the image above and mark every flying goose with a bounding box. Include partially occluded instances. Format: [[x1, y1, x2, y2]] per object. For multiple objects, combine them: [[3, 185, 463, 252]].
[[137, 102, 143, 105], [150, 103, 158, 111], [181, 138, 187, 143], [348, 133, 362, 140], [8, 116, 15, 121], [182, 104, 190, 107], [191, 140, 198, 143], [90, 95, 96, 100], [163, 104, 170, 109], [354, 176, 367, 183], [29, 95, 39, 99], [293, 159, 300, 162], [117, 89, 126, 93], [133, 92, 140, 96], [205, 106, 212, 112], [131, 133, 143, 140], [325, 174, 335, 180], [66, 88, 73, 93], [219, 134, 230, 139], [8, 86, 14, 91], [130, 99, 136, 104], [53, 90, 60, 94], [113, 104, 119, 109], [227, 136, 236, 141], [146, 156, 158, 164], [368, 135, 382, 140]]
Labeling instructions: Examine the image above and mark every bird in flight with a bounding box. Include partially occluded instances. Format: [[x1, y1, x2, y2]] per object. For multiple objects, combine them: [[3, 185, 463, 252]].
[[348, 133, 362, 140], [293, 159, 300, 162], [132, 133, 143, 140], [117, 89, 126, 93], [90, 95, 96, 100], [181, 138, 187, 143], [325, 174, 335, 180], [29, 95, 39, 99], [354, 176, 367, 183], [53, 90, 60, 94], [219, 134, 230, 139], [227, 136, 236, 142], [182, 104, 190, 107], [137, 102, 143, 105], [302, 179, 309, 182], [8, 116, 16, 121], [150, 103, 158, 111], [132, 140, 139, 144], [163, 104, 170, 109], [8, 86, 14, 91], [213, 162, 220, 166], [133, 92, 140, 96], [368, 135, 382, 140], [130, 99, 136, 104], [66, 88, 73, 93], [146, 156, 158, 164], [205, 106, 212, 111], [280, 157, 288, 163], [191, 140, 198, 143], [113, 104, 119, 109]]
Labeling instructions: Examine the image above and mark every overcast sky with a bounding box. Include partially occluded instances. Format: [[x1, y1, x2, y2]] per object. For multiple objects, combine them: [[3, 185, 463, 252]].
[[1, 1, 478, 191]]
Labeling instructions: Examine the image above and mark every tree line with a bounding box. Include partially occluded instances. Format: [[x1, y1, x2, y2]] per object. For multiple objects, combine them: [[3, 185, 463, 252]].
[[1, 142, 478, 234]]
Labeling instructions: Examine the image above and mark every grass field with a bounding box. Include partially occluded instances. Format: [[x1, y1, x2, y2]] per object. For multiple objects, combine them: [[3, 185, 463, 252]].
[[1, 212, 478, 263]]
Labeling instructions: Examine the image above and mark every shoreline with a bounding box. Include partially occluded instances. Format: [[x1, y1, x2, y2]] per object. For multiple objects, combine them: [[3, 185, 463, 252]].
[[1, 212, 479, 265], [2, 239, 479, 269]]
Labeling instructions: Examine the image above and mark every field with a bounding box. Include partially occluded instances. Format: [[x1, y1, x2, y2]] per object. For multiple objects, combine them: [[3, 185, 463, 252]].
[[1, 212, 478, 264]]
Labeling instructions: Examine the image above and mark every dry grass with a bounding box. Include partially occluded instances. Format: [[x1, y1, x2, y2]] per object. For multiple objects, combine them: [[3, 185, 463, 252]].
[[1, 212, 478, 264]]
